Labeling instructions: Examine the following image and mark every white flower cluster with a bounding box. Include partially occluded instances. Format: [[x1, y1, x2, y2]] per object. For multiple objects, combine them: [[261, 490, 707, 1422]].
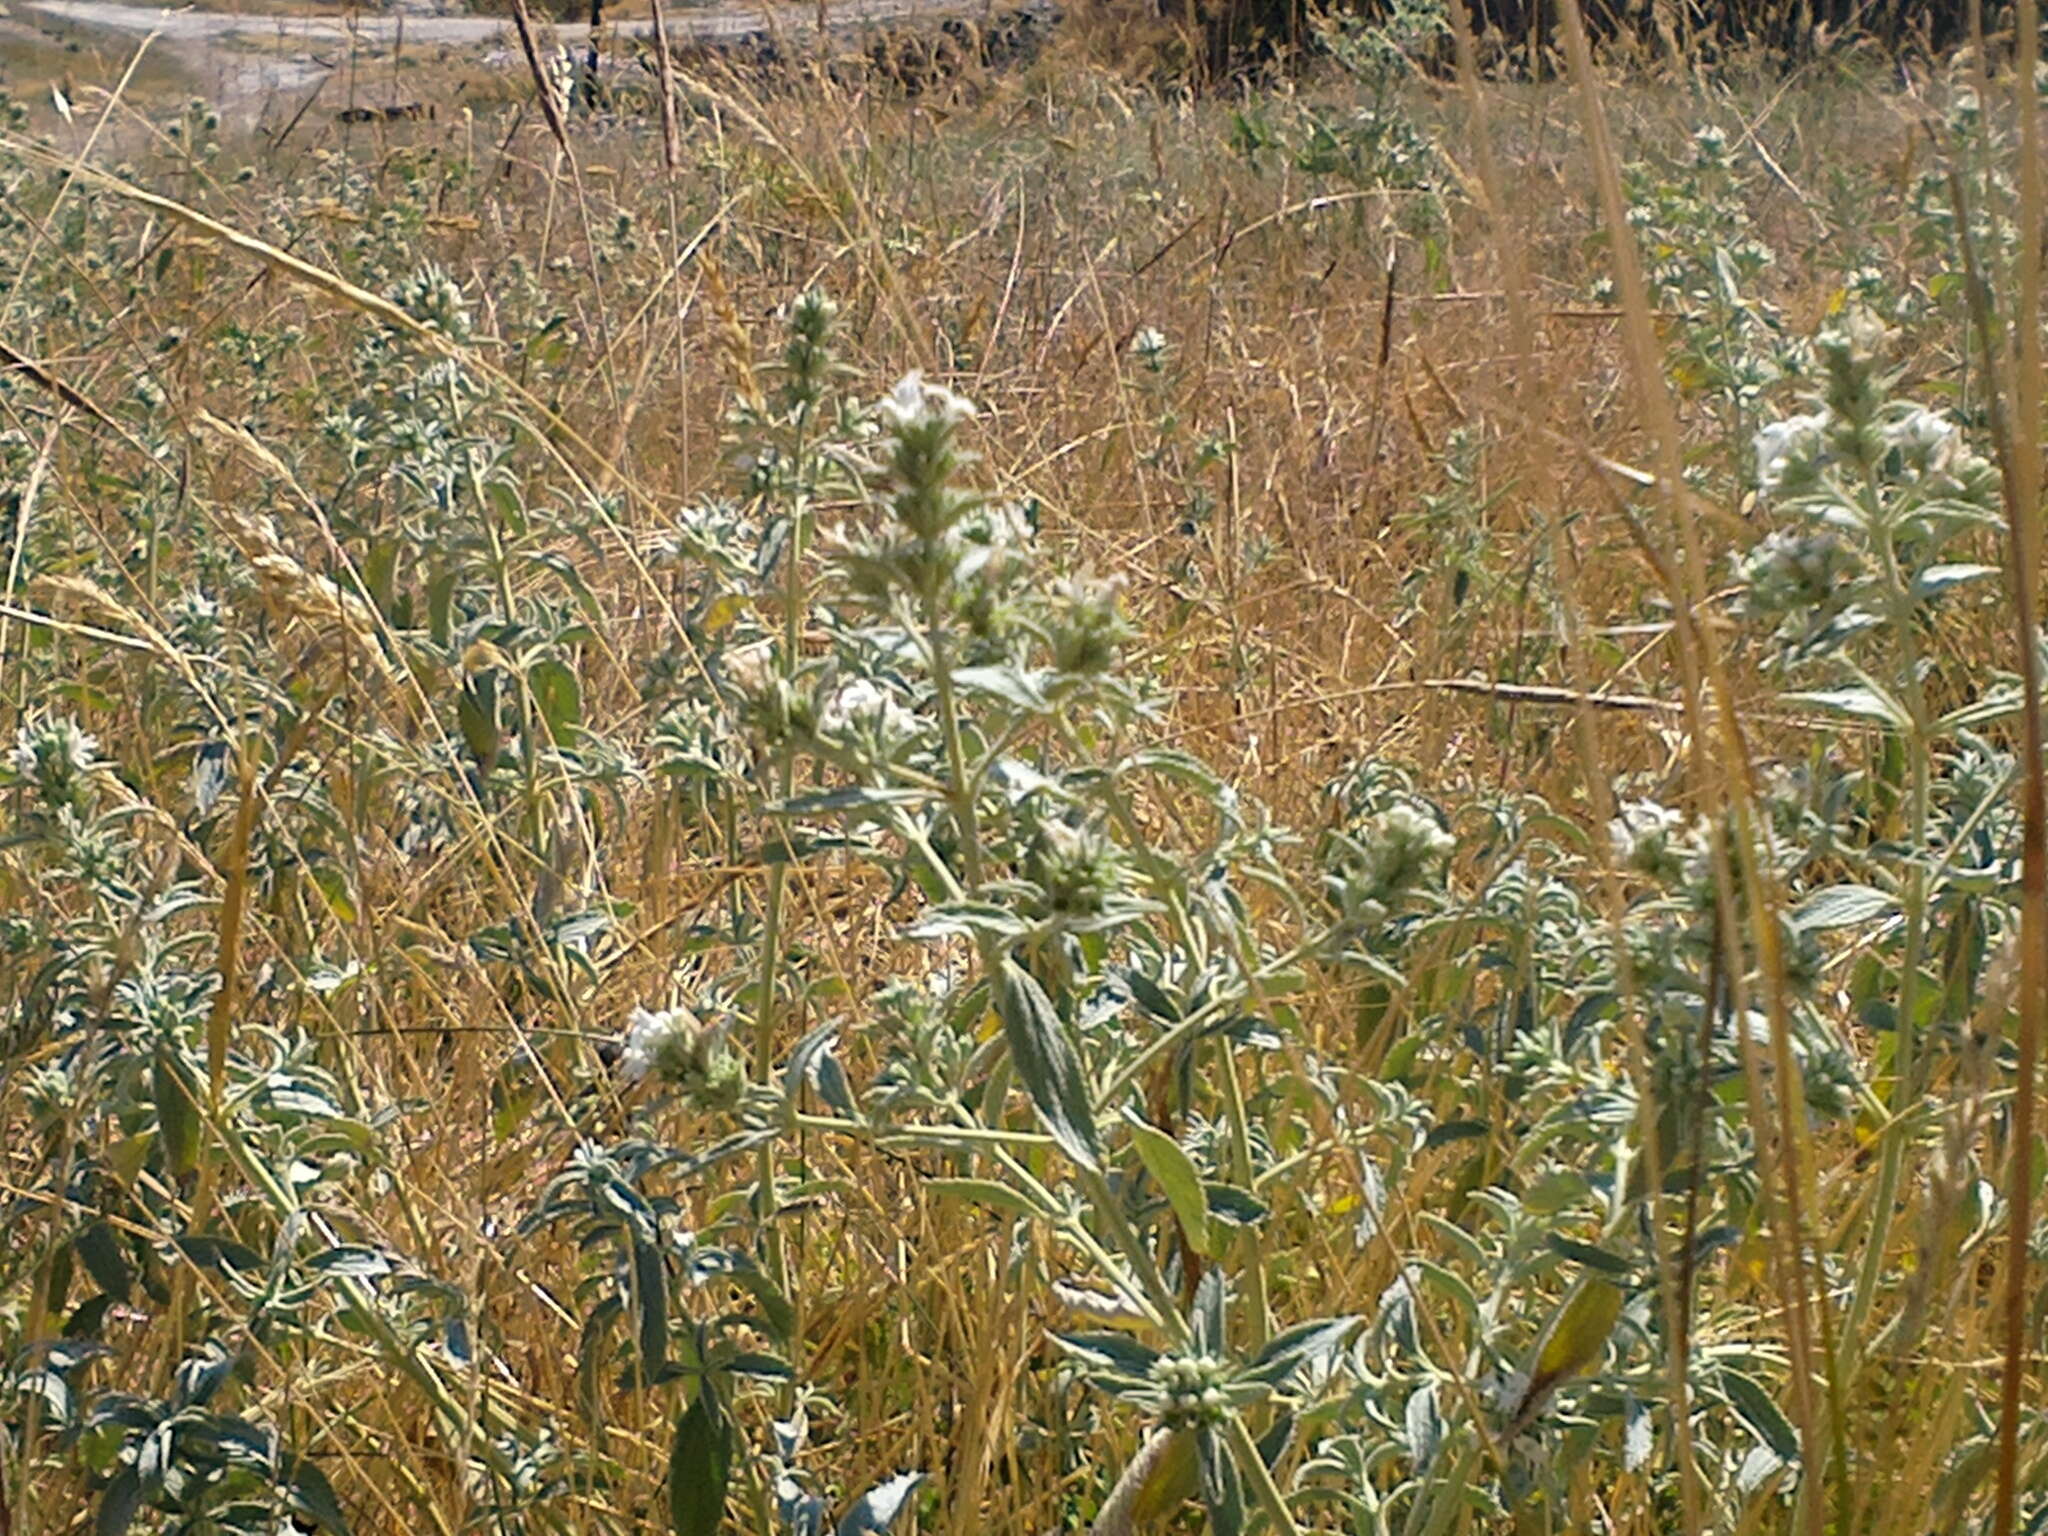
[[1150, 1352, 1232, 1429], [619, 1004, 744, 1108], [11, 715, 103, 810], [1328, 801, 1457, 928], [720, 638, 777, 701], [1736, 526, 1861, 614], [390, 263, 472, 341], [1366, 802, 1456, 886], [876, 371, 977, 432], [817, 678, 921, 746], [1753, 410, 1831, 497], [1607, 798, 1706, 886], [1881, 405, 1962, 476], [620, 1005, 689, 1084], [1754, 400, 1975, 501], [1129, 327, 1170, 370]]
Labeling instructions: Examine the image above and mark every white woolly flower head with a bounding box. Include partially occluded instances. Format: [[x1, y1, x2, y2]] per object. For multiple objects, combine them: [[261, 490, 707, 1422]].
[[876, 371, 977, 432], [1881, 405, 1960, 474], [719, 638, 777, 700], [1608, 798, 1706, 886], [619, 1005, 689, 1085], [1753, 410, 1831, 497], [818, 678, 920, 745], [11, 713, 104, 810], [619, 1004, 744, 1109]]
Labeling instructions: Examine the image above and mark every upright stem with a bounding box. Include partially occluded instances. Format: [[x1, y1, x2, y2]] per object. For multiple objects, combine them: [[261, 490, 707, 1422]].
[[925, 589, 984, 891], [755, 412, 813, 1308], [1849, 501, 1936, 1345]]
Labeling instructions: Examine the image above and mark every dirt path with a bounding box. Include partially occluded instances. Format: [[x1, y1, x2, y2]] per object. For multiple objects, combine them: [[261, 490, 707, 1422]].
[[25, 0, 981, 48], [13, 0, 1018, 120]]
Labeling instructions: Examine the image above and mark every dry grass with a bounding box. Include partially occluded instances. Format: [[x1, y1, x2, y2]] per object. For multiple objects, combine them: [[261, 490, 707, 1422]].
[[1, 9, 2042, 1534]]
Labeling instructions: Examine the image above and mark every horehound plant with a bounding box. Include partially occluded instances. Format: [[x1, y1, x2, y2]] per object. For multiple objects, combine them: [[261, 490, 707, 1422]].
[[589, 296, 1379, 1534], [6, 30, 2048, 1535]]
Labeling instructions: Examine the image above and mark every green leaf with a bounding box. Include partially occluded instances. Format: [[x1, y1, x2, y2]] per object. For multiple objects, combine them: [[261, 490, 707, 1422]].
[[1129, 1430, 1200, 1525], [1424, 1118, 1489, 1148], [170, 1234, 264, 1272], [1794, 884, 1895, 931], [457, 677, 501, 768], [1051, 1331, 1162, 1377], [528, 658, 582, 742], [1123, 747, 1225, 793], [1196, 1426, 1245, 1536], [836, 1470, 924, 1534], [361, 539, 399, 619], [284, 1455, 351, 1536], [1123, 1109, 1211, 1255], [1785, 681, 1910, 730], [308, 861, 358, 924], [153, 1041, 199, 1177], [667, 1388, 732, 1536], [952, 664, 1050, 712], [1939, 682, 2023, 733], [426, 570, 459, 647], [1244, 1315, 1361, 1385], [1512, 1277, 1625, 1429], [1720, 1368, 1801, 1461], [905, 901, 1029, 942], [773, 785, 933, 816], [74, 1223, 133, 1302], [632, 1238, 669, 1380], [1534, 1278, 1624, 1382], [1545, 1233, 1633, 1277], [1121, 966, 1182, 1022], [1911, 562, 1999, 600], [307, 1246, 391, 1279], [95, 1465, 142, 1536], [1203, 1183, 1268, 1228], [1192, 1267, 1226, 1355], [1405, 1380, 1442, 1470], [996, 961, 1101, 1171], [925, 1178, 1050, 1219], [725, 1261, 796, 1344]]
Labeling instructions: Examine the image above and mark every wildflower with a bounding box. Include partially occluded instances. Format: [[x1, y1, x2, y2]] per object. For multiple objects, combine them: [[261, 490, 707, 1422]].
[[1753, 410, 1831, 496], [619, 1004, 744, 1110], [720, 638, 777, 701], [1129, 327, 1170, 371], [1691, 123, 1730, 167], [1150, 1353, 1234, 1429], [11, 714, 103, 811], [390, 263, 472, 342], [1728, 237, 1775, 278], [1325, 800, 1455, 929], [875, 373, 980, 544], [817, 678, 920, 747], [1735, 528, 1860, 614], [948, 502, 1038, 642], [1607, 799, 1698, 884], [778, 291, 839, 409], [1881, 405, 1959, 476], [1026, 820, 1128, 920], [1816, 311, 1890, 435], [1844, 264, 1886, 303], [1358, 802, 1455, 898], [1047, 574, 1135, 677], [876, 371, 976, 432], [1802, 1041, 1860, 1122]]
